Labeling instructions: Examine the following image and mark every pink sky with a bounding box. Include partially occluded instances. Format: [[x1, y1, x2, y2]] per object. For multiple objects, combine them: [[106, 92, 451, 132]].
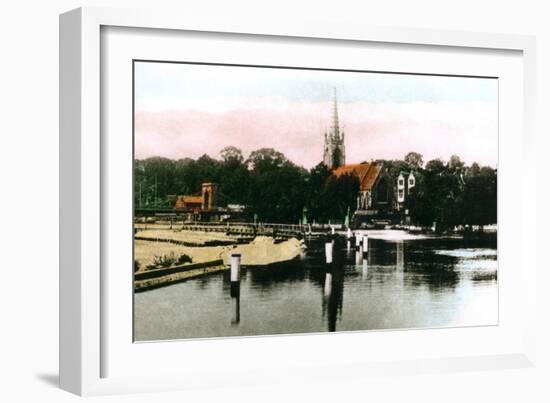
[[135, 100, 497, 169]]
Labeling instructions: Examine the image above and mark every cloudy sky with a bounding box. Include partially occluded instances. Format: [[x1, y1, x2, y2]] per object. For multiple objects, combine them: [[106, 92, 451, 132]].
[[134, 61, 498, 169]]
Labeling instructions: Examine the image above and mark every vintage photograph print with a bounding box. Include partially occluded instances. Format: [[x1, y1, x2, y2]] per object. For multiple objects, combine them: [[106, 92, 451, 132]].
[[133, 61, 498, 341]]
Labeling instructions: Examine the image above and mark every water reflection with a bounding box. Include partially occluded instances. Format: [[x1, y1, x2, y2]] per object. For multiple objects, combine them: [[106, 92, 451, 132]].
[[322, 269, 344, 332], [362, 258, 369, 278], [231, 294, 240, 325], [396, 240, 404, 270], [135, 232, 498, 341], [355, 245, 363, 266]]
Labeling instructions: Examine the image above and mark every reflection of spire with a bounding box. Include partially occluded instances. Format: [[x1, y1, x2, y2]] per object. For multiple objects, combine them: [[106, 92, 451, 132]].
[[331, 88, 340, 139], [322, 269, 344, 332]]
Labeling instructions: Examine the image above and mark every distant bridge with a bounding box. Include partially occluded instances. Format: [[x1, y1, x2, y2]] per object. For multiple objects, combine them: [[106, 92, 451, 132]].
[[134, 208, 345, 239], [135, 206, 248, 221], [136, 217, 340, 241]]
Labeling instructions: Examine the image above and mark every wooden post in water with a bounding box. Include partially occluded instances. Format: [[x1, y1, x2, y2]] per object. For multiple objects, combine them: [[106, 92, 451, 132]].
[[362, 234, 369, 251], [325, 238, 336, 309], [355, 245, 363, 266], [325, 242, 334, 264], [230, 253, 241, 281], [346, 228, 354, 250], [230, 253, 241, 298]]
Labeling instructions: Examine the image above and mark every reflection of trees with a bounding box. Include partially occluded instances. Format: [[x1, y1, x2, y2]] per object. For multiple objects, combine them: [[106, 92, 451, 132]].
[[365, 238, 460, 291], [403, 251, 460, 291], [404, 269, 459, 291], [367, 239, 400, 267], [246, 260, 310, 290]]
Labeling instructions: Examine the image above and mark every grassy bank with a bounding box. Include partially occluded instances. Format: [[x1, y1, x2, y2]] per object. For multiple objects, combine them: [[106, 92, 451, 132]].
[[134, 227, 306, 290]]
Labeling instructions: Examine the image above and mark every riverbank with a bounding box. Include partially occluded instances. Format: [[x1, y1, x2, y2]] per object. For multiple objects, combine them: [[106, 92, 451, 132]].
[[134, 259, 226, 292], [134, 227, 306, 290]]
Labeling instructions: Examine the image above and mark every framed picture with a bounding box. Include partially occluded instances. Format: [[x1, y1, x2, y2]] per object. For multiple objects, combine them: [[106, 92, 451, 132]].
[[60, 7, 537, 396]]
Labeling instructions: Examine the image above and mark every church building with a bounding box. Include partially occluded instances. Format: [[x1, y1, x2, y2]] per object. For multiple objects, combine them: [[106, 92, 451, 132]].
[[333, 162, 392, 212], [323, 89, 396, 223]]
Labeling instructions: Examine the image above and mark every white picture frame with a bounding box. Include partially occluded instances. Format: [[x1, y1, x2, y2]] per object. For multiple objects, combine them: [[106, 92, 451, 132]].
[[59, 6, 537, 396]]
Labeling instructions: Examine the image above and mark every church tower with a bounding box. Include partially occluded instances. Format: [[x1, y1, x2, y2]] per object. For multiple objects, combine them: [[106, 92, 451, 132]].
[[323, 89, 346, 170]]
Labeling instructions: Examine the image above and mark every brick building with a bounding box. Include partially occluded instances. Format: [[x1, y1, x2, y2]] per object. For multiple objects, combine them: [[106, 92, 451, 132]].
[[174, 182, 219, 212]]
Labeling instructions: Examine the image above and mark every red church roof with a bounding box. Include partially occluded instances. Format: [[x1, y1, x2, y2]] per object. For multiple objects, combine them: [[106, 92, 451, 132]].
[[333, 162, 382, 191]]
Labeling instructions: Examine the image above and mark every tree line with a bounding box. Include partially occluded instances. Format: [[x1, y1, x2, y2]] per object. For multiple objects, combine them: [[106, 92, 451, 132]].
[[135, 147, 496, 229], [386, 152, 497, 231]]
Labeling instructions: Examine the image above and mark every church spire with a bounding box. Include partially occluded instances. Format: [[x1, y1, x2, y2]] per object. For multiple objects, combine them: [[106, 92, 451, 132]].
[[323, 88, 346, 170], [331, 88, 340, 139]]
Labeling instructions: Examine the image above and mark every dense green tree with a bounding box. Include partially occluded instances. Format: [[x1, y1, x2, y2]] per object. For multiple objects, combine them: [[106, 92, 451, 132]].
[[408, 155, 496, 231], [194, 154, 221, 183], [425, 158, 445, 175], [305, 162, 332, 221], [383, 159, 410, 181], [173, 158, 195, 195], [322, 173, 360, 222], [246, 148, 307, 222], [220, 146, 244, 165], [134, 157, 176, 207], [404, 151, 424, 169], [463, 165, 497, 228], [218, 147, 249, 205], [246, 148, 287, 171], [447, 154, 465, 173]]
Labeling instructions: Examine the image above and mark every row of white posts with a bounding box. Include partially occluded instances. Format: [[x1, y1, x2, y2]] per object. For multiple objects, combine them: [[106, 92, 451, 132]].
[[230, 232, 368, 277], [324, 231, 369, 297], [325, 231, 369, 264]]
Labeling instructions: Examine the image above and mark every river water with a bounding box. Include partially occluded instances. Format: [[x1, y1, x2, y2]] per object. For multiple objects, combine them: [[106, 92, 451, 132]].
[[134, 230, 498, 341]]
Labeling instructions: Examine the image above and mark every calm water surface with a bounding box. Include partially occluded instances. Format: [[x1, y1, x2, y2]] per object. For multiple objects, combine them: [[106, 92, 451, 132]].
[[134, 230, 498, 341]]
